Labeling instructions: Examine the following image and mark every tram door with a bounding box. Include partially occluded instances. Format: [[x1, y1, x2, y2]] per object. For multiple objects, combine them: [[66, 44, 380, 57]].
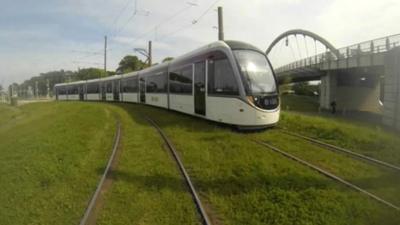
[[101, 82, 106, 101], [139, 77, 146, 103], [79, 85, 84, 101], [194, 62, 206, 115], [113, 80, 120, 101]]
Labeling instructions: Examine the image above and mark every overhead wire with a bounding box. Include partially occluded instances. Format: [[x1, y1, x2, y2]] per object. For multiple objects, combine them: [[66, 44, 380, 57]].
[[113, 13, 137, 37], [157, 0, 223, 41], [71, 50, 102, 55], [109, 0, 224, 64], [132, 3, 195, 43], [157, 22, 194, 41], [109, 0, 133, 35], [192, 0, 221, 24]]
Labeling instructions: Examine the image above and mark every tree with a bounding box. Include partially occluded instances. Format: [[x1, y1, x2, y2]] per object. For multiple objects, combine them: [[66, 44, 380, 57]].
[[74, 68, 106, 81], [292, 82, 320, 96], [116, 55, 147, 74], [19, 70, 73, 97], [162, 57, 174, 63], [0, 84, 3, 92]]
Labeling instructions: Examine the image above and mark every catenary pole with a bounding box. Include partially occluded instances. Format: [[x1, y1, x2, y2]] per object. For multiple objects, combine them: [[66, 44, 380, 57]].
[[104, 36, 107, 76], [148, 40, 152, 66], [218, 6, 224, 41]]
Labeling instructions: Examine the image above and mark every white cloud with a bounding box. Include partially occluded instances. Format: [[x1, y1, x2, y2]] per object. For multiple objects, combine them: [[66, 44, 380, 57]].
[[317, 0, 400, 47]]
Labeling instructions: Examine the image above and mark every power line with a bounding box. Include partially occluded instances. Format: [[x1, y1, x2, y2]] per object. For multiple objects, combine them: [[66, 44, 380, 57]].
[[109, 0, 133, 35], [113, 12, 137, 37], [157, 22, 194, 41], [132, 2, 196, 43], [111, 0, 150, 38], [71, 50, 102, 55], [157, 0, 223, 41], [192, 0, 221, 24]]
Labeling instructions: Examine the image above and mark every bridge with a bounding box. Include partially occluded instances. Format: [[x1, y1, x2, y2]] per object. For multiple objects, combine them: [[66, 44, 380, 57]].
[[267, 30, 400, 131]]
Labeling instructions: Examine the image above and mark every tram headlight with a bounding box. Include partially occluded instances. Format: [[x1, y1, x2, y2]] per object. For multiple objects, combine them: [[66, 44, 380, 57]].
[[247, 96, 255, 105], [251, 95, 279, 110]]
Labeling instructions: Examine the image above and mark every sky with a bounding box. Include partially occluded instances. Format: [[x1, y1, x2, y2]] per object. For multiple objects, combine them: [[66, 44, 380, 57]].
[[1, 0, 399, 87]]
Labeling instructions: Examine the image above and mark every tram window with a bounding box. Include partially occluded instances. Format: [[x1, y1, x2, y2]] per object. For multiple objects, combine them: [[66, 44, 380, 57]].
[[106, 82, 112, 93], [58, 87, 66, 95], [87, 83, 99, 93], [68, 86, 78, 94], [169, 66, 192, 94], [147, 73, 167, 93], [122, 77, 138, 93], [208, 58, 238, 95]]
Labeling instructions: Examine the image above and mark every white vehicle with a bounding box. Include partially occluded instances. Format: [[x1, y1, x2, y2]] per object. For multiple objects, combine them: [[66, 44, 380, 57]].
[[55, 40, 280, 129]]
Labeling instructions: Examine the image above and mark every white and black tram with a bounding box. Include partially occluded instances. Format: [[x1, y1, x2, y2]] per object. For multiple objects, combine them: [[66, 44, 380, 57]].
[[55, 40, 280, 128]]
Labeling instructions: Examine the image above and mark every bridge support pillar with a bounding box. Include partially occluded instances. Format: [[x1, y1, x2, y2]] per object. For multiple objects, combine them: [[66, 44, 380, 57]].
[[383, 47, 400, 130], [320, 69, 383, 114], [319, 71, 337, 110]]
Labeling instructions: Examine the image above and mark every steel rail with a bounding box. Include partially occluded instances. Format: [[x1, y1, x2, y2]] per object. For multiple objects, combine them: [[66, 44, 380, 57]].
[[252, 139, 400, 211], [143, 116, 213, 225], [279, 130, 400, 172], [79, 120, 121, 225]]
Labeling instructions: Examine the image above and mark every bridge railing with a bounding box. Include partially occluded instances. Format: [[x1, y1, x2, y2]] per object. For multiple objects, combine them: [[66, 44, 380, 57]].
[[276, 33, 400, 73]]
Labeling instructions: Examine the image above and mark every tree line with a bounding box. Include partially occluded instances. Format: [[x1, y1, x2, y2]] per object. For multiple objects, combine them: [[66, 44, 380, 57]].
[[8, 55, 174, 98]]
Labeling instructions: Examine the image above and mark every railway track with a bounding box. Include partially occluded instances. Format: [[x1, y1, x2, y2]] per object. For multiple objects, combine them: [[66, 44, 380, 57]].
[[250, 138, 400, 211], [278, 129, 400, 172], [143, 115, 213, 225], [79, 119, 122, 225]]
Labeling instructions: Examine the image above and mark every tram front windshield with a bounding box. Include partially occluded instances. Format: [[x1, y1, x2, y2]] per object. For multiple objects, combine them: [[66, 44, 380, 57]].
[[233, 50, 277, 95]]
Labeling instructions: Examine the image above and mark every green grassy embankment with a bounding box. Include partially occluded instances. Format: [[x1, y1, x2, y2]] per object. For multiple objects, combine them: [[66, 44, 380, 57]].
[[279, 94, 400, 166], [252, 128, 400, 208], [279, 112, 400, 166], [0, 102, 116, 225], [0, 102, 200, 225], [280, 94, 319, 112], [0, 103, 23, 125], [95, 104, 200, 225], [2, 101, 399, 225], [127, 105, 400, 225]]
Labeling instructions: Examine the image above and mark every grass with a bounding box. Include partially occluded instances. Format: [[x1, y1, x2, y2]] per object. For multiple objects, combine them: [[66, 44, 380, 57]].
[[0, 103, 23, 125], [278, 111, 400, 166], [127, 105, 400, 225], [280, 94, 319, 112], [278, 93, 400, 166], [0, 102, 116, 225], [252, 129, 400, 207], [2, 101, 399, 225], [0, 102, 201, 225], [95, 104, 200, 225]]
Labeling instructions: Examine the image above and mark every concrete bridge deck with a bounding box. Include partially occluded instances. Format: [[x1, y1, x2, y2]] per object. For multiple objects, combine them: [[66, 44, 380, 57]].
[[270, 32, 400, 131]]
